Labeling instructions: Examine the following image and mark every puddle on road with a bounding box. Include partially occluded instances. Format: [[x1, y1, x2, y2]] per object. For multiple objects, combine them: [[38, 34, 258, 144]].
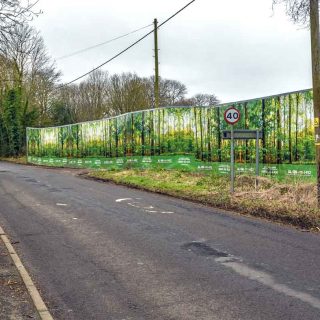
[[181, 241, 229, 257], [24, 178, 37, 183], [48, 188, 62, 193]]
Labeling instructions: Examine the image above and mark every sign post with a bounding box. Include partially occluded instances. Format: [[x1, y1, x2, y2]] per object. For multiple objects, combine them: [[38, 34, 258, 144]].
[[255, 129, 259, 190], [230, 125, 235, 193], [222, 129, 262, 191], [224, 106, 241, 193]]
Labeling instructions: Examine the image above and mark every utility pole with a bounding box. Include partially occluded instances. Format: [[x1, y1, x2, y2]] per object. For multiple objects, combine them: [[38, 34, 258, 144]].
[[310, 0, 320, 205], [154, 18, 160, 109]]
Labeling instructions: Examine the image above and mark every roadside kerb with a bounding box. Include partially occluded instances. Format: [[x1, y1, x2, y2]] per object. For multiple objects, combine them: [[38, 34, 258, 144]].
[[0, 225, 54, 320]]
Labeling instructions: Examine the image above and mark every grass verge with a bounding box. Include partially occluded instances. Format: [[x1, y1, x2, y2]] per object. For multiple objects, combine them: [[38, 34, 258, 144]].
[[87, 169, 320, 231], [0, 156, 27, 165]]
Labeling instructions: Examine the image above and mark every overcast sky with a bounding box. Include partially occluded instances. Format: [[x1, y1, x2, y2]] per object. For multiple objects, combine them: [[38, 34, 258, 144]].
[[31, 0, 312, 103]]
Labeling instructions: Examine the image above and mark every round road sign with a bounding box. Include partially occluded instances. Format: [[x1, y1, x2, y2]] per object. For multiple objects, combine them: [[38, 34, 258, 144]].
[[224, 106, 240, 125]]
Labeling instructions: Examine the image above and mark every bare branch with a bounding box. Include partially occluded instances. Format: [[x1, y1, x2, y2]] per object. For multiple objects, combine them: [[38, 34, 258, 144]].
[[272, 0, 310, 25], [0, 0, 41, 37]]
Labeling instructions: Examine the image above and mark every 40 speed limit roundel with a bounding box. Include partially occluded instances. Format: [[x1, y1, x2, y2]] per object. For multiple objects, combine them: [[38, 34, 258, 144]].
[[224, 106, 240, 125]]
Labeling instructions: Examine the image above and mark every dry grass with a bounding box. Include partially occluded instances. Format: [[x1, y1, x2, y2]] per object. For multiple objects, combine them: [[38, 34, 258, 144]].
[[0, 156, 27, 165], [88, 169, 320, 231]]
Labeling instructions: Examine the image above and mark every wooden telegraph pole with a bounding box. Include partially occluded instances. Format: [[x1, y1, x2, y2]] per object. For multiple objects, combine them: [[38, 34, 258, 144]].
[[154, 18, 160, 109], [310, 0, 320, 205]]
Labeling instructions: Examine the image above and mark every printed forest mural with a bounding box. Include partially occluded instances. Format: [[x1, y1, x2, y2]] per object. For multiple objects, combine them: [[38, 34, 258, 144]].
[[27, 89, 316, 179]]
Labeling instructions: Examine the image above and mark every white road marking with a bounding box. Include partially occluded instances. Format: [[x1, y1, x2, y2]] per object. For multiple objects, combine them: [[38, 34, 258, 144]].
[[56, 203, 67, 206], [216, 257, 320, 310], [115, 198, 132, 202], [127, 202, 141, 208], [72, 218, 78, 220], [117, 197, 174, 215]]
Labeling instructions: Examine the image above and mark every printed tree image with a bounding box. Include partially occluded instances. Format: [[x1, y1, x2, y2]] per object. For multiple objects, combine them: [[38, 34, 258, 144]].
[[27, 89, 317, 172]]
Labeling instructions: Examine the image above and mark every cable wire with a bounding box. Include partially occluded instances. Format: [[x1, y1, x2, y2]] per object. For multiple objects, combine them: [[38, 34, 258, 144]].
[[57, 0, 196, 90], [56, 23, 153, 60]]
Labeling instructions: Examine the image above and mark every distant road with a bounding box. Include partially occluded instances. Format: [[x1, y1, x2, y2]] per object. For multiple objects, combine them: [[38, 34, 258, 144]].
[[0, 162, 320, 320]]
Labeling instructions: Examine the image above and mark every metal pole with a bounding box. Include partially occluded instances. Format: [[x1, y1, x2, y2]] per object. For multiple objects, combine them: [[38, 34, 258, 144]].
[[255, 130, 259, 190], [230, 125, 235, 193]]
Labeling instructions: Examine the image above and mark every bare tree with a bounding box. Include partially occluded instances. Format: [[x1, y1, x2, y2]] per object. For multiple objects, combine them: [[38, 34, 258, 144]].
[[272, 0, 310, 24], [144, 76, 189, 107], [0, 24, 60, 125], [106, 73, 150, 116], [51, 72, 151, 124], [173, 98, 194, 106], [191, 93, 219, 107], [159, 78, 187, 106], [78, 70, 109, 121], [0, 24, 58, 83], [0, 0, 41, 38], [49, 84, 78, 124]]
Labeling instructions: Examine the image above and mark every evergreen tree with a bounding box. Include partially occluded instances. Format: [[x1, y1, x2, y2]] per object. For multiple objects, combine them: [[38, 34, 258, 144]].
[[3, 89, 22, 156]]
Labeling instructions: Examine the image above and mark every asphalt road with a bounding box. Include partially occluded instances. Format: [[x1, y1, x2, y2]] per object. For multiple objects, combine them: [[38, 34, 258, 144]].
[[0, 162, 320, 320]]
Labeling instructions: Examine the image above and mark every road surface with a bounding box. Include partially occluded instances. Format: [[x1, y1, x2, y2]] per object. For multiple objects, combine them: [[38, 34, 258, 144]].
[[0, 162, 319, 320]]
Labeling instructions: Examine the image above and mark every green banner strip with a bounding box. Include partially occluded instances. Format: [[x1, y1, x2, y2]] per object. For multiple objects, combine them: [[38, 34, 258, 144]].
[[27, 155, 316, 182]]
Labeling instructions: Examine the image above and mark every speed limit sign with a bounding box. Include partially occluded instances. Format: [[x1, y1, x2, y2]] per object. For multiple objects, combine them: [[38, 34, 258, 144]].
[[224, 106, 240, 125]]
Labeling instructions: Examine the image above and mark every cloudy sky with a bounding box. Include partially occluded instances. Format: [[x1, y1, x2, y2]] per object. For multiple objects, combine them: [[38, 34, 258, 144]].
[[31, 0, 311, 103]]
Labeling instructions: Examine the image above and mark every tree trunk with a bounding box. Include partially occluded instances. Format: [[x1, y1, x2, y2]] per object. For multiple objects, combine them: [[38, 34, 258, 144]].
[[262, 99, 267, 163], [123, 117, 127, 157], [199, 108, 204, 161], [244, 102, 249, 162], [288, 95, 292, 163], [150, 111, 154, 156], [277, 97, 282, 164], [162, 109, 165, 154], [158, 109, 161, 155], [283, 97, 287, 161], [76, 125, 80, 158], [295, 94, 299, 161], [310, 0, 320, 205], [109, 120, 112, 157], [217, 107, 221, 162], [131, 113, 134, 155], [207, 108, 212, 161], [141, 112, 145, 156], [194, 108, 199, 159], [115, 118, 118, 158]]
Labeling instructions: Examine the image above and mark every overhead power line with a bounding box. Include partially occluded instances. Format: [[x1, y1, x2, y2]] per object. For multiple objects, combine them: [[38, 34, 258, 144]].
[[57, 0, 196, 90], [56, 23, 153, 61]]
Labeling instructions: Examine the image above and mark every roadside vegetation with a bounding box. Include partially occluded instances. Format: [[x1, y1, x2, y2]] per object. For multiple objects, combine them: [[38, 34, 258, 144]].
[[87, 168, 320, 231], [0, 156, 27, 165]]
